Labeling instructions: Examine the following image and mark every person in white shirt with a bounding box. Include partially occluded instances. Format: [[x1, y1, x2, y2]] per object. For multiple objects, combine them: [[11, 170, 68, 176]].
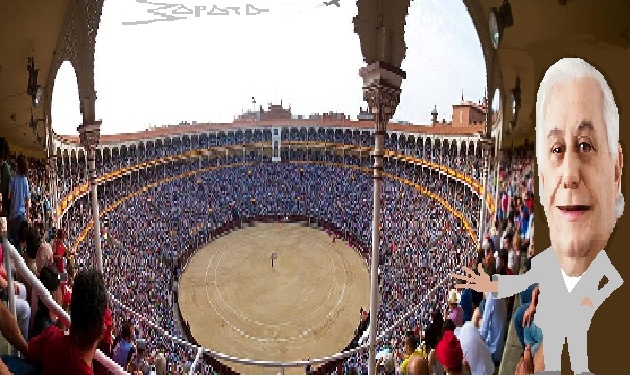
[[454, 308, 494, 375]]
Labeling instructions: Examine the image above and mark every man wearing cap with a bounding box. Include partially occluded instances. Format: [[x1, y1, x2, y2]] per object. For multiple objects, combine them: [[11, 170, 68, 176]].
[[433, 320, 466, 375], [445, 290, 464, 327]]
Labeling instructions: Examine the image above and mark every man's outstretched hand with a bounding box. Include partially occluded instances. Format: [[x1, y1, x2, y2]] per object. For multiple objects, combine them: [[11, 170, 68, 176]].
[[451, 264, 499, 294]]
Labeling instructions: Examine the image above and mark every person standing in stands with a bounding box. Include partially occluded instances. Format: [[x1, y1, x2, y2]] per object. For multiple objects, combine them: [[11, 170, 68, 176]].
[[8, 155, 30, 243], [28, 269, 109, 375], [51, 229, 67, 274], [113, 320, 136, 370], [0, 153, 10, 218], [423, 311, 443, 352], [478, 287, 507, 368], [445, 290, 464, 327]]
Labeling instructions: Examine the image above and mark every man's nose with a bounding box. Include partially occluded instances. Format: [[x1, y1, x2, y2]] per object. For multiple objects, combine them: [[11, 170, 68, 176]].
[[561, 150, 581, 189]]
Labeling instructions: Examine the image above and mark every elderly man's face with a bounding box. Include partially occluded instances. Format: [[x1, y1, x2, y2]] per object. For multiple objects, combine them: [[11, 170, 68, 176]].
[[540, 77, 623, 258]]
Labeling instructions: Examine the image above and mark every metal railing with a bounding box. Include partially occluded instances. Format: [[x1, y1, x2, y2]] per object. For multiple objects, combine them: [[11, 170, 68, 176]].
[[0, 214, 472, 375], [0, 220, 129, 375]]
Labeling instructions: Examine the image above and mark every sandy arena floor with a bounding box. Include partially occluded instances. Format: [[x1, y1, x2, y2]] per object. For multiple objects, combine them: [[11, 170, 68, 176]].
[[178, 222, 371, 375]]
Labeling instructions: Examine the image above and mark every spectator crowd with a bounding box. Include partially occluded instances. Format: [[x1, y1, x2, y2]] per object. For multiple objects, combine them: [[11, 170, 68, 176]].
[[0, 129, 535, 375]]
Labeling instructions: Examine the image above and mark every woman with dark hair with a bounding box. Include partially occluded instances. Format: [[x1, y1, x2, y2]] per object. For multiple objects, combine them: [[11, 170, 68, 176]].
[[30, 266, 63, 338], [423, 310, 444, 351], [8, 155, 30, 243]]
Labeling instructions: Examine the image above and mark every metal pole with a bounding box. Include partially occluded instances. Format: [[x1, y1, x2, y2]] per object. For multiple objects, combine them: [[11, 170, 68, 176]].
[[368, 129, 384, 375], [477, 161, 487, 244], [87, 148, 103, 272], [360, 62, 404, 375], [478, 143, 490, 242], [493, 150, 502, 222]]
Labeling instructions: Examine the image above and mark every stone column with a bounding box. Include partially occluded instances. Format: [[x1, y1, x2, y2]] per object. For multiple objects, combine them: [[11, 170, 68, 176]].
[[360, 61, 405, 375], [78, 121, 103, 272]]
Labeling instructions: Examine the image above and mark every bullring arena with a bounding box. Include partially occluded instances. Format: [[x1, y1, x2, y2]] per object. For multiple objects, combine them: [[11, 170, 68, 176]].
[[179, 223, 370, 374], [0, 111, 536, 375]]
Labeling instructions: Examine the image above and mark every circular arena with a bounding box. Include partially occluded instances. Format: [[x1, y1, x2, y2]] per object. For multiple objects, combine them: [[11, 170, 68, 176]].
[[65, 142, 489, 374], [3, 121, 533, 375], [180, 223, 370, 374]]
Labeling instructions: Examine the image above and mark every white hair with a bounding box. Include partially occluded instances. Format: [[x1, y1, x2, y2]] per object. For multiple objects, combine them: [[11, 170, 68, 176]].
[[535, 57, 624, 219]]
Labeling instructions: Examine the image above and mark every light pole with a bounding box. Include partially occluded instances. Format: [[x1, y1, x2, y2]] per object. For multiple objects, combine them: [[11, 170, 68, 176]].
[[359, 61, 405, 375], [78, 121, 104, 272]]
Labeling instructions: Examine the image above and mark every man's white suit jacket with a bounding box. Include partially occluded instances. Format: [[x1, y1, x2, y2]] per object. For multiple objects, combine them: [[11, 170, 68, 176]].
[[490, 248, 623, 332]]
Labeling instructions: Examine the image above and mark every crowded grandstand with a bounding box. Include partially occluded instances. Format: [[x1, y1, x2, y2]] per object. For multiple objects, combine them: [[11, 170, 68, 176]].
[[0, 108, 534, 374]]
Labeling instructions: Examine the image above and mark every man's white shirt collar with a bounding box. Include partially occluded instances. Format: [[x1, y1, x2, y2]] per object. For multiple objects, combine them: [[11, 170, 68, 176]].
[[558, 249, 605, 293]]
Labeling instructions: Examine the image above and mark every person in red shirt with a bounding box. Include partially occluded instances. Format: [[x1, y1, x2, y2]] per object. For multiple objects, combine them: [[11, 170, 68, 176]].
[[52, 229, 66, 274], [28, 269, 109, 375]]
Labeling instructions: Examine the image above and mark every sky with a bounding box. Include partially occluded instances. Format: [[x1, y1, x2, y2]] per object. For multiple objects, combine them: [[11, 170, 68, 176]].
[[50, 0, 487, 135]]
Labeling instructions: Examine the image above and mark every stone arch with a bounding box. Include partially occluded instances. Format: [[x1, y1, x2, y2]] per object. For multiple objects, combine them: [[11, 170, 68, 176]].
[[450, 140, 458, 157], [442, 139, 450, 156], [397, 134, 406, 150], [362, 131, 372, 147], [432, 138, 440, 159]]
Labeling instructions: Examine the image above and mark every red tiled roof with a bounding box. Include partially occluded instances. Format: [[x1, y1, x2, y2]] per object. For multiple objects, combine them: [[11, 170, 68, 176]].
[[56, 120, 485, 146]]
